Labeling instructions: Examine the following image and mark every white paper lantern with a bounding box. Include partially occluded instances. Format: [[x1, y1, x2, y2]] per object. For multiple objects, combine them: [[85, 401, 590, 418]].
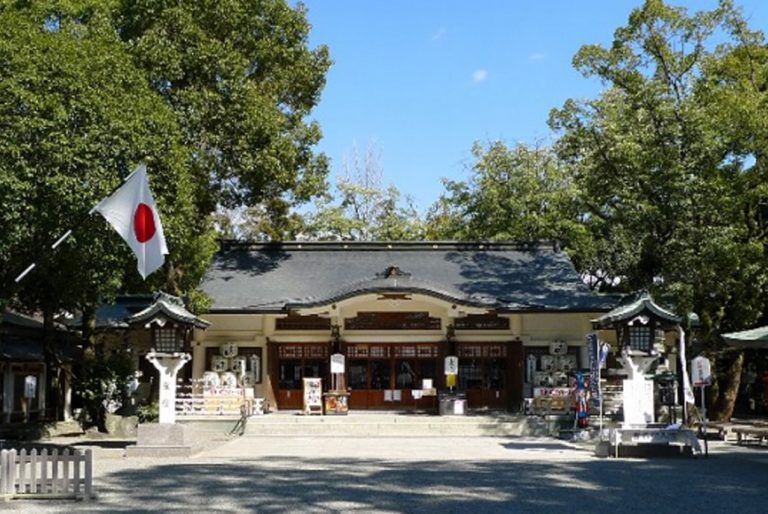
[[230, 356, 247, 375], [211, 356, 228, 373], [202, 371, 221, 388], [220, 342, 238, 358], [240, 372, 256, 387], [220, 372, 238, 388]]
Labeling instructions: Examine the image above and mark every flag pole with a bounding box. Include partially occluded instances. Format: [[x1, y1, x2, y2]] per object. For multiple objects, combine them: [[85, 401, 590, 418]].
[[12, 163, 144, 285]]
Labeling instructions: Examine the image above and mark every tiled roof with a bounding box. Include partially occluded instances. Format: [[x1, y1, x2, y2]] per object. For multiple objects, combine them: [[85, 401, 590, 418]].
[[592, 290, 681, 328], [722, 326, 768, 349], [200, 241, 617, 313], [128, 292, 210, 329]]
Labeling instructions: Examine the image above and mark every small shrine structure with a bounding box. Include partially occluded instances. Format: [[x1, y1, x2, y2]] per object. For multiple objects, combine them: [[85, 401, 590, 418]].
[[125, 292, 210, 457], [592, 291, 700, 456], [593, 291, 680, 426]]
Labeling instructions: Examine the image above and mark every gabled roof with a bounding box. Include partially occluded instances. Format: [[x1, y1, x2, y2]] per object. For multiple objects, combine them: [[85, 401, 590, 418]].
[[200, 241, 617, 314], [1, 310, 80, 362], [592, 290, 681, 329], [722, 326, 768, 349], [2, 310, 70, 332], [127, 292, 210, 329]]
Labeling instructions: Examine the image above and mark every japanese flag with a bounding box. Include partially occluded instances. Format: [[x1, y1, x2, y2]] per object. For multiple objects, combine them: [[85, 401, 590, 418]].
[[94, 163, 168, 279]]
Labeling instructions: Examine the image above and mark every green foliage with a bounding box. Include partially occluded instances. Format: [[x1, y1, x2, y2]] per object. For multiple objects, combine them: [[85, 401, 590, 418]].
[[545, 0, 768, 418], [117, 0, 331, 212], [0, 1, 202, 314], [426, 141, 588, 253], [302, 143, 425, 241], [0, 0, 330, 310], [549, 0, 768, 336], [136, 401, 159, 424], [75, 348, 135, 429]]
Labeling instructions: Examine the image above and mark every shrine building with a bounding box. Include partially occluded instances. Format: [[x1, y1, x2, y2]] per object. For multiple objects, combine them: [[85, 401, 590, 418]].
[[191, 240, 617, 412]]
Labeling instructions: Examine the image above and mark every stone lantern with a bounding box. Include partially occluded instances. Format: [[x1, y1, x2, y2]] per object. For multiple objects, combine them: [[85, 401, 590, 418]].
[[592, 291, 681, 427], [125, 292, 210, 457]]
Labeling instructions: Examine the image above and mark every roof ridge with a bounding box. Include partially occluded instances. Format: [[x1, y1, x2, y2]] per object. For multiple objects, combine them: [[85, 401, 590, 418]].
[[218, 240, 560, 252]]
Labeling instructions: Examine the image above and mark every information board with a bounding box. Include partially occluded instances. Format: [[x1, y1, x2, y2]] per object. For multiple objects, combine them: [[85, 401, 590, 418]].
[[691, 356, 712, 387], [303, 377, 323, 415]]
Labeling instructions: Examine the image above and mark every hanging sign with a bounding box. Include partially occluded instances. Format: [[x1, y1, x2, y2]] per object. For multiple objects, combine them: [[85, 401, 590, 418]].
[[691, 356, 712, 387], [330, 353, 346, 374], [444, 356, 459, 375], [24, 375, 37, 398]]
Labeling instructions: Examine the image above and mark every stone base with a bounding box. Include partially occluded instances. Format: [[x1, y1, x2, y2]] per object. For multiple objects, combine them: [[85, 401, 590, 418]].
[[125, 444, 196, 458], [124, 423, 199, 458], [594, 440, 612, 458], [105, 414, 138, 438]]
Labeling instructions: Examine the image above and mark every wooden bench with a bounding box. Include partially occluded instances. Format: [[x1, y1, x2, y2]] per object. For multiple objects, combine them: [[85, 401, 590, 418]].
[[732, 426, 768, 445]]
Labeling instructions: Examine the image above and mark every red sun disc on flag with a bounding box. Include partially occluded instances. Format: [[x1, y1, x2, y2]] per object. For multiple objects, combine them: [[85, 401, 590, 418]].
[[133, 203, 157, 243]]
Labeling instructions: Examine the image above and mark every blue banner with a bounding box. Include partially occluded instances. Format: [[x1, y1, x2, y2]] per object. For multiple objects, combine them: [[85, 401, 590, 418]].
[[587, 333, 600, 400]]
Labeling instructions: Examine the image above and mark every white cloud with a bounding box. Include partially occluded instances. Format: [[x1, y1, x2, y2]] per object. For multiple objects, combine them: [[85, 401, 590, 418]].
[[431, 27, 447, 41], [529, 52, 546, 61], [472, 69, 488, 83]]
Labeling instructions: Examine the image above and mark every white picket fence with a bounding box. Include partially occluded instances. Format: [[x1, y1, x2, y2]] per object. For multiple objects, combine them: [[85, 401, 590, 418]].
[[0, 448, 92, 501]]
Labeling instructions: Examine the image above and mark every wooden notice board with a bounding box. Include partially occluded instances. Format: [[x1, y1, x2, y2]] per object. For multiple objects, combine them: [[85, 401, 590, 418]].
[[303, 377, 323, 415]]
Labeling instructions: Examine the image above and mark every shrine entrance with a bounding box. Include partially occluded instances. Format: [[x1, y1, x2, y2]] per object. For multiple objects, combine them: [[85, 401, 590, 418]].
[[345, 343, 441, 410], [271, 343, 330, 410], [457, 342, 522, 411]]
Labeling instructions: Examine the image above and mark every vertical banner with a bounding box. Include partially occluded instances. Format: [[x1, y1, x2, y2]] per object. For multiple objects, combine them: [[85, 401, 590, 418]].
[[587, 333, 600, 401]]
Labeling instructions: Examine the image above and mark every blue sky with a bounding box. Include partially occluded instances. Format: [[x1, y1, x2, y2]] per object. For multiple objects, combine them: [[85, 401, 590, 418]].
[[301, 1, 768, 211]]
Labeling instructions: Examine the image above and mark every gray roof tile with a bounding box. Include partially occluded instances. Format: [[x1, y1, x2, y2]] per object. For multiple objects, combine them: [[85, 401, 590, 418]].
[[200, 241, 617, 313]]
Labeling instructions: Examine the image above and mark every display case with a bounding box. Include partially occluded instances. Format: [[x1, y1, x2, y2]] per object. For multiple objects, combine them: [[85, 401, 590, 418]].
[[524, 346, 579, 415]]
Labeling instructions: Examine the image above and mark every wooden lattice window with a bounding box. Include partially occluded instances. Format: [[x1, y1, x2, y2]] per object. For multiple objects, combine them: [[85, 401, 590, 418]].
[[278, 344, 329, 359], [153, 327, 182, 352], [628, 325, 652, 352]]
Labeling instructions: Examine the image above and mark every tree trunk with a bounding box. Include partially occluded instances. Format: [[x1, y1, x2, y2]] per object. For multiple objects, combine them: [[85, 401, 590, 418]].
[[42, 307, 60, 421], [710, 350, 743, 422], [81, 304, 97, 359]]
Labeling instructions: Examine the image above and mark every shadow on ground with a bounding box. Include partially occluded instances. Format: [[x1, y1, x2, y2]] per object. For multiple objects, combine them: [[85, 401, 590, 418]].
[[56, 446, 768, 513]]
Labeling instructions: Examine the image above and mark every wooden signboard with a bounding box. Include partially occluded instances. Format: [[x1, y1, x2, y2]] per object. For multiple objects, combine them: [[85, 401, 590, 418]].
[[303, 377, 323, 415]]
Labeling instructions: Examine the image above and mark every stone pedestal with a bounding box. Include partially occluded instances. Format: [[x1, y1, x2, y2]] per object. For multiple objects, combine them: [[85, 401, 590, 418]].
[[125, 423, 198, 458], [125, 351, 195, 457], [618, 352, 658, 428]]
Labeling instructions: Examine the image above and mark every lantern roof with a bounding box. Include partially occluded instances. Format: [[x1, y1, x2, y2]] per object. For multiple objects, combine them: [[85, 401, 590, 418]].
[[127, 292, 210, 330], [591, 290, 681, 330]]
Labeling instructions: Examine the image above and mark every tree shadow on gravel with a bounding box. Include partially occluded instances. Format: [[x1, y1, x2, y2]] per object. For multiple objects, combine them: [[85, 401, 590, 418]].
[[78, 449, 768, 514]]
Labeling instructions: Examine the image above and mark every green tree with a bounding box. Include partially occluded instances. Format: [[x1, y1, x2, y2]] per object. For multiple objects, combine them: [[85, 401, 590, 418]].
[[0, 1, 214, 416], [426, 141, 588, 253], [117, 0, 331, 213], [549, 0, 768, 419], [303, 143, 424, 241]]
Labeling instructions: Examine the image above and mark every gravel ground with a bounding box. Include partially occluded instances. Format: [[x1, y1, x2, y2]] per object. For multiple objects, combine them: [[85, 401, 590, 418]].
[[3, 435, 768, 513]]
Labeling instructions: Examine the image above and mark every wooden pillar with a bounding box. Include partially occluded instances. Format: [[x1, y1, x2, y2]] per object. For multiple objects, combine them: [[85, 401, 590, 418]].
[[267, 340, 279, 410], [2, 363, 12, 423], [508, 339, 524, 412]]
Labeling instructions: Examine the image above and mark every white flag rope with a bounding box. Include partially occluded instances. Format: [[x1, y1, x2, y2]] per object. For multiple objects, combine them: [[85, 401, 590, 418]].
[[14, 163, 167, 283]]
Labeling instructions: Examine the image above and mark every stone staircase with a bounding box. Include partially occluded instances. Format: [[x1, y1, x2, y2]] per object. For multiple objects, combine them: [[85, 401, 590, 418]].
[[237, 412, 565, 437]]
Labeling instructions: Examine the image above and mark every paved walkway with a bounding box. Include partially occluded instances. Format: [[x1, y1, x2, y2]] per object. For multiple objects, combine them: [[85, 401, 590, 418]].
[[5, 436, 768, 513]]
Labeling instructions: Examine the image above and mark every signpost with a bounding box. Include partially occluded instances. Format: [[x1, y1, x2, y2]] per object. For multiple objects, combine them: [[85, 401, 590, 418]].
[[691, 355, 712, 456]]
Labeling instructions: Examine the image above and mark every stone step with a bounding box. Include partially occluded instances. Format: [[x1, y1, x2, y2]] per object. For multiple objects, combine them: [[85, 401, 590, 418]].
[[240, 414, 561, 437]]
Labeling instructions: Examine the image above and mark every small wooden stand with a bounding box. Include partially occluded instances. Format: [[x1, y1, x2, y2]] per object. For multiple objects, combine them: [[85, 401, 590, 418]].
[[324, 369, 349, 415], [303, 377, 323, 415]]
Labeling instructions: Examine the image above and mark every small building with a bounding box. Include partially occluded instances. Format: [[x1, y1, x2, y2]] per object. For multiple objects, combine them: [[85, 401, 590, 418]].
[[0, 310, 79, 424], [194, 240, 617, 412]]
